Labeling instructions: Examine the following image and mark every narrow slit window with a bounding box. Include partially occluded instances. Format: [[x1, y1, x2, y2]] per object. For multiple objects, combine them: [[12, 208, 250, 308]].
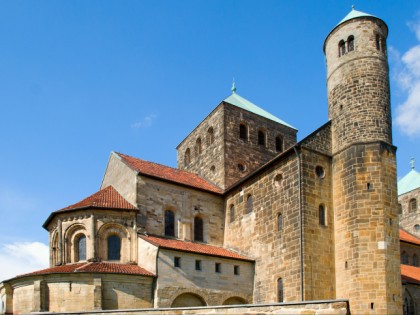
[[229, 204, 235, 223], [275, 136, 283, 152], [246, 195, 253, 214], [174, 257, 181, 268], [277, 278, 284, 302], [165, 210, 175, 237], [258, 130, 266, 146], [194, 216, 204, 242], [319, 204, 326, 226], [215, 262, 221, 273], [195, 260, 202, 271]]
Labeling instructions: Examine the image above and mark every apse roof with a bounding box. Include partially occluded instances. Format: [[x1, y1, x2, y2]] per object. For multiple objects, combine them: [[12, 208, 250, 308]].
[[401, 264, 420, 285], [7, 262, 154, 281], [43, 185, 137, 229], [140, 234, 254, 262], [400, 229, 420, 246], [115, 152, 223, 194], [223, 92, 296, 130], [398, 167, 420, 196]]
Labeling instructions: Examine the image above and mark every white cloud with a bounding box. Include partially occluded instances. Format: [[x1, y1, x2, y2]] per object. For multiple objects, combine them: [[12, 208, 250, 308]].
[[131, 113, 157, 129], [0, 242, 49, 281], [394, 17, 420, 137]]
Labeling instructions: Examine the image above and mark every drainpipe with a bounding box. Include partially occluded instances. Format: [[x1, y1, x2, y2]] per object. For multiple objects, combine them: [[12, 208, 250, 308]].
[[293, 146, 304, 301]]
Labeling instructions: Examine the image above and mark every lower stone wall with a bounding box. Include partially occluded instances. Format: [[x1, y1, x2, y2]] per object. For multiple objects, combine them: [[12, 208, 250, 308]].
[[30, 300, 349, 315]]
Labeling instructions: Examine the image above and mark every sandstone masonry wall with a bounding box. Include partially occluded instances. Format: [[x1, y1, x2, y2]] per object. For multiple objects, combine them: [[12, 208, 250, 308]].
[[399, 187, 420, 238]]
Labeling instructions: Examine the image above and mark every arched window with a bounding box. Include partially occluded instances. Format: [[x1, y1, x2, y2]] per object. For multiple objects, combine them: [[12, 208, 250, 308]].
[[410, 199, 417, 213], [239, 124, 248, 141], [347, 35, 354, 52], [319, 204, 326, 226], [277, 278, 284, 302], [339, 40, 346, 57], [195, 138, 202, 155], [229, 204, 235, 223], [77, 235, 86, 261], [184, 148, 191, 166], [275, 136, 283, 152], [194, 217, 204, 242], [207, 127, 214, 145], [258, 130, 266, 146], [413, 254, 418, 267], [278, 213, 283, 231], [376, 34, 381, 50], [165, 210, 175, 237], [107, 235, 121, 260], [402, 251, 409, 265], [246, 195, 253, 214]]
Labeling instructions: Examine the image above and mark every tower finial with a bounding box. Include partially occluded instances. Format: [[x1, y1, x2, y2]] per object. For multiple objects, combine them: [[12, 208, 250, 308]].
[[231, 78, 236, 94], [352, 4, 355, 10], [411, 158, 415, 170]]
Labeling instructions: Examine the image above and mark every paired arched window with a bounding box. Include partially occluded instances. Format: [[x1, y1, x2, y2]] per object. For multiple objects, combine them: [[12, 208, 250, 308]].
[[278, 213, 283, 231], [402, 251, 409, 265], [76, 235, 86, 261], [338, 36, 355, 57], [107, 235, 121, 260], [246, 195, 253, 214], [410, 199, 417, 213], [165, 210, 175, 237], [184, 148, 191, 166], [239, 124, 248, 141], [413, 254, 419, 267], [194, 217, 204, 242], [207, 127, 214, 145], [258, 130, 266, 146], [277, 278, 284, 302], [319, 204, 326, 226], [275, 136, 283, 152], [195, 138, 202, 155], [229, 204, 235, 223]]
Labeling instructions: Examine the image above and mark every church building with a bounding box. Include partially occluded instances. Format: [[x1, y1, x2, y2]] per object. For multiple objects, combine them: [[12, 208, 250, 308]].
[[0, 8, 405, 315]]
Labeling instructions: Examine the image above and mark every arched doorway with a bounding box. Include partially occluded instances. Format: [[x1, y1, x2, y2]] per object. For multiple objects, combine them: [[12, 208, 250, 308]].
[[171, 293, 206, 307]]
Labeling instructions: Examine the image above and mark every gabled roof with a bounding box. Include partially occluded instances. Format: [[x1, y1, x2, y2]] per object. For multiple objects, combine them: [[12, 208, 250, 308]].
[[140, 235, 253, 262], [7, 262, 154, 281], [401, 264, 420, 285], [400, 229, 420, 246], [43, 186, 137, 229], [115, 152, 223, 194], [398, 168, 420, 195], [223, 92, 296, 129]]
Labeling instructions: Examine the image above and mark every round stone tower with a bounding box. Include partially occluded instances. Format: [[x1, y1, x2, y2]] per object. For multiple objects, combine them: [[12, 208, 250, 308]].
[[324, 8, 391, 153], [324, 8, 401, 314]]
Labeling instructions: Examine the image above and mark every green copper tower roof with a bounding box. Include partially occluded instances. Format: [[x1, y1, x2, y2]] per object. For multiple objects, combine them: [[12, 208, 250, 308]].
[[398, 159, 420, 195], [223, 88, 296, 130], [337, 7, 376, 26]]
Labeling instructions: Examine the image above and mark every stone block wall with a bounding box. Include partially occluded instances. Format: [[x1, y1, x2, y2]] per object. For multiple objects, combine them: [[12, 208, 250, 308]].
[[176, 102, 297, 190], [332, 142, 401, 313], [155, 249, 253, 307], [2, 273, 153, 314], [399, 187, 420, 238], [176, 104, 226, 188], [224, 151, 302, 303], [136, 177, 224, 245], [300, 147, 335, 300]]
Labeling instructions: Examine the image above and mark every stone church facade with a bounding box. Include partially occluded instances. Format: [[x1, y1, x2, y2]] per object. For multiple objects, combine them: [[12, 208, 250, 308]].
[[0, 8, 406, 315]]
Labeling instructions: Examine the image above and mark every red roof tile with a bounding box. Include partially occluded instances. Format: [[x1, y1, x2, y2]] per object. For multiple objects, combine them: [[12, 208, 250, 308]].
[[400, 229, 420, 246], [140, 235, 253, 262], [59, 185, 137, 212], [401, 264, 420, 284], [115, 152, 222, 194], [13, 262, 154, 280]]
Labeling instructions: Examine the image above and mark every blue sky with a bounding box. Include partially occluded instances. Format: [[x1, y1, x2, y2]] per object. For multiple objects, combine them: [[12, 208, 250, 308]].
[[1, 0, 420, 279]]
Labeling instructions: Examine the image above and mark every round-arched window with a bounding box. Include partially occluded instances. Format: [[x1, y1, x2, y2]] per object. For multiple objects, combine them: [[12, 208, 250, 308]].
[[107, 235, 121, 260]]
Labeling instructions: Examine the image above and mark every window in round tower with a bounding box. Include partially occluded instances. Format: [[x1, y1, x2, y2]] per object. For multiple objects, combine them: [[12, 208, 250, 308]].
[[338, 40, 346, 57], [347, 36, 354, 52]]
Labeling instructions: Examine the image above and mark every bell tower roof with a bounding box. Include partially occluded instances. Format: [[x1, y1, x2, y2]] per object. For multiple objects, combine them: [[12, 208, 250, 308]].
[[337, 7, 376, 26], [398, 160, 420, 195]]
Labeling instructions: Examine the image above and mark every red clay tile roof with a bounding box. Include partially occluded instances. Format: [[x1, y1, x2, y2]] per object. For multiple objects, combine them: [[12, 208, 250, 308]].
[[59, 185, 137, 212], [43, 186, 137, 229], [140, 235, 253, 262], [12, 262, 154, 280], [401, 264, 420, 284], [115, 152, 223, 194], [400, 229, 420, 246]]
